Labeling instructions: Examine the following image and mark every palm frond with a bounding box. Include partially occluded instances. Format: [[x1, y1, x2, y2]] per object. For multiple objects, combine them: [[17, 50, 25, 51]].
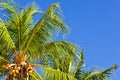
[[0, 55, 9, 63], [0, 3, 15, 14], [17, 3, 40, 51], [35, 41, 77, 66], [27, 41, 78, 72], [0, 19, 15, 52], [85, 64, 118, 80], [22, 2, 68, 54], [29, 71, 43, 80], [43, 68, 77, 80], [74, 50, 84, 79], [4, 3, 40, 52], [42, 41, 76, 59], [21, 3, 40, 27]]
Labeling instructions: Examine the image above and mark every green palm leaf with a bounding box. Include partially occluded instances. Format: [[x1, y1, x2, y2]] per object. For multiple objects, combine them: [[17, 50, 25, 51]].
[[0, 3, 16, 14], [84, 65, 118, 80], [22, 3, 68, 55], [0, 55, 9, 63], [29, 71, 43, 80], [27, 41, 79, 70], [74, 51, 84, 79], [0, 19, 15, 52], [43, 68, 77, 80], [5, 3, 40, 52], [42, 41, 77, 59]]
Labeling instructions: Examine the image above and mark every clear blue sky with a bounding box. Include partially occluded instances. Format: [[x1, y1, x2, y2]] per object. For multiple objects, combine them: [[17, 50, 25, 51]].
[[10, 0, 120, 80]]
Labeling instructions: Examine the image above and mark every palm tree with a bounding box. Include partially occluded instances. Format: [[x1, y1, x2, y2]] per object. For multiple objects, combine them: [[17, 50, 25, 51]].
[[0, 0, 79, 80], [0, 0, 118, 80]]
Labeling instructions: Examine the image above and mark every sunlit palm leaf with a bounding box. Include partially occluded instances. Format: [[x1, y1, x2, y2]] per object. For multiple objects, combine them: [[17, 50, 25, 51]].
[[27, 41, 79, 70], [5, 3, 40, 52], [74, 51, 84, 79], [17, 3, 40, 51], [0, 19, 15, 52], [22, 3, 68, 55], [84, 65, 118, 80], [0, 3, 16, 14], [43, 68, 77, 80], [22, 3, 40, 27], [0, 55, 9, 63], [40, 41, 77, 65], [30, 71, 43, 80]]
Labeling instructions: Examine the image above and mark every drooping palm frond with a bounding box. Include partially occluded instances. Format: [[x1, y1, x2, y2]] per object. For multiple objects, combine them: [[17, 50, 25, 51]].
[[0, 55, 9, 64], [0, 19, 15, 52], [43, 68, 77, 80], [83, 64, 118, 80], [29, 71, 43, 80], [29, 41, 79, 70], [74, 50, 84, 79], [22, 3, 69, 55], [41, 41, 77, 60], [0, 3, 16, 15], [0, 2, 17, 23]]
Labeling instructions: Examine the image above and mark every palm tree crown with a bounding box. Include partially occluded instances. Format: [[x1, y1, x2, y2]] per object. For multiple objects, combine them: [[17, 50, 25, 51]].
[[0, 1, 79, 79], [0, 0, 118, 80]]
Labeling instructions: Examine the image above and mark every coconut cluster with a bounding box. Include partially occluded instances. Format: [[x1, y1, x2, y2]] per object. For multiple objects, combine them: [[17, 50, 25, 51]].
[[2, 63, 35, 79], [2, 54, 35, 80]]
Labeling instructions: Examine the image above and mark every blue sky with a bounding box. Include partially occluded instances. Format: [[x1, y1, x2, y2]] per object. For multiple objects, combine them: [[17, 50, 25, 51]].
[[6, 0, 120, 79]]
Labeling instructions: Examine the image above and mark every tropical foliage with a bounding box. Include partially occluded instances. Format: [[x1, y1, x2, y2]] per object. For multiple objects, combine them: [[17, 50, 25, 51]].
[[0, 0, 118, 80], [42, 50, 118, 80]]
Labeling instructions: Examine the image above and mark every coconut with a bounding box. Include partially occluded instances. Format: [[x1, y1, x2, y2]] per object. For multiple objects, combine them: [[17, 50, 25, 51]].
[[15, 70, 19, 74], [17, 66, 21, 70], [10, 71, 13, 75], [28, 70, 33, 74], [2, 65, 8, 70]]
